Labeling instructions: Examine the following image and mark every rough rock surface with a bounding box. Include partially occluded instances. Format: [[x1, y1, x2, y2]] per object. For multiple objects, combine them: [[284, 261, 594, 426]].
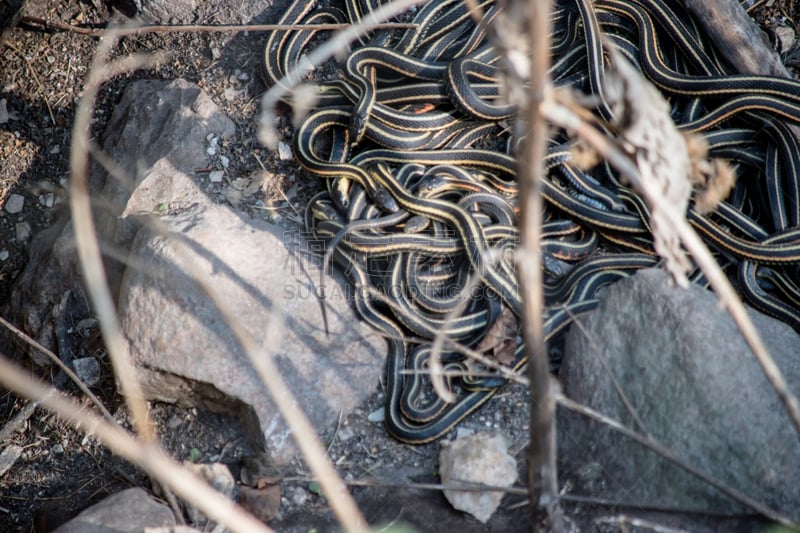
[[1, 78, 235, 365], [438, 432, 518, 523], [120, 201, 385, 463], [5, 79, 386, 465], [52, 487, 175, 532], [558, 268, 800, 518], [98, 78, 236, 251]]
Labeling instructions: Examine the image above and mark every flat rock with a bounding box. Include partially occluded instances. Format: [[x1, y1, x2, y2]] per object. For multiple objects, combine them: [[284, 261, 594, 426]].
[[558, 268, 800, 518], [52, 487, 174, 532], [120, 202, 385, 464], [439, 432, 518, 523], [2, 79, 234, 365], [99, 78, 235, 248]]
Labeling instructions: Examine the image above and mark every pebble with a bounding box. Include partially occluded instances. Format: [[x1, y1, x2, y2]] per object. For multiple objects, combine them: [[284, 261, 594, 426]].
[[39, 192, 54, 208], [337, 425, 355, 442], [774, 26, 797, 54], [209, 170, 224, 183], [367, 407, 385, 423], [277, 141, 293, 161], [0, 445, 22, 477], [0, 250, 8, 261], [72, 357, 101, 387], [291, 486, 308, 506], [439, 432, 518, 523], [5, 194, 24, 214], [15, 222, 31, 242], [220, 155, 230, 168]]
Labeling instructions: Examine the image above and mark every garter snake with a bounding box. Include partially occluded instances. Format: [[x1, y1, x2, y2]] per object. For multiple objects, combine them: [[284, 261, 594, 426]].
[[264, 0, 800, 442]]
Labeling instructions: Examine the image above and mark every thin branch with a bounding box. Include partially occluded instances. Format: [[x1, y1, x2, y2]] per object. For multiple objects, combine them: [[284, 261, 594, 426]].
[[258, 0, 428, 148], [69, 38, 168, 441], [557, 394, 797, 527], [542, 93, 800, 445], [0, 354, 275, 533], [0, 315, 115, 423], [516, 0, 560, 528], [20, 16, 417, 38]]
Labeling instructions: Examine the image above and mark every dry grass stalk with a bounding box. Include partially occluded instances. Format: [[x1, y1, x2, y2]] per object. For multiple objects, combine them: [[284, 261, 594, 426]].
[[557, 395, 796, 527], [489, 0, 562, 527], [542, 43, 800, 469], [63, 16, 370, 532], [257, 0, 428, 149], [0, 355, 276, 533], [69, 32, 166, 443]]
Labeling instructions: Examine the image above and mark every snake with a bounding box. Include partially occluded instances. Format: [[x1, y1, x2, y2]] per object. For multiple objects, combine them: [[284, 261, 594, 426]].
[[262, 0, 800, 443]]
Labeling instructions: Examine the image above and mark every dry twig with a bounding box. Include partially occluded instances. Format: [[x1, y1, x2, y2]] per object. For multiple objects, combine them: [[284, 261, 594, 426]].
[[20, 15, 416, 37], [0, 354, 276, 533]]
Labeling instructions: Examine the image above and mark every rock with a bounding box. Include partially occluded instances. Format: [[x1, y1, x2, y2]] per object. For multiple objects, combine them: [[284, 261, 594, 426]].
[[1, 217, 86, 366], [119, 202, 385, 464], [558, 268, 800, 518], [3, 79, 234, 365], [15, 221, 30, 242], [4, 193, 24, 214], [278, 141, 293, 161], [773, 26, 796, 54], [0, 445, 22, 478], [98, 79, 235, 249], [239, 485, 282, 522], [71, 357, 101, 387], [182, 462, 236, 525], [438, 432, 518, 523], [52, 487, 175, 532]]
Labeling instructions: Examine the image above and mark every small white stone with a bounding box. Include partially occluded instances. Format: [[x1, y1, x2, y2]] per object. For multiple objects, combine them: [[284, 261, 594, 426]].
[[5, 194, 24, 214], [291, 486, 308, 506], [238, 72, 250, 81], [0, 250, 8, 261], [367, 407, 385, 423], [51, 443, 64, 455], [278, 142, 293, 161], [49, 145, 60, 154], [209, 170, 225, 183], [207, 145, 217, 156], [39, 192, 54, 208], [15, 222, 31, 242], [0, 445, 22, 477], [72, 357, 101, 387], [220, 155, 230, 168], [774, 26, 796, 54], [224, 87, 245, 101]]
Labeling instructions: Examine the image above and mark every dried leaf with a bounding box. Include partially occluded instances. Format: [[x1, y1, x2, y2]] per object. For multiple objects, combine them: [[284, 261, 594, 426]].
[[603, 46, 693, 287], [239, 484, 282, 522], [474, 306, 517, 366]]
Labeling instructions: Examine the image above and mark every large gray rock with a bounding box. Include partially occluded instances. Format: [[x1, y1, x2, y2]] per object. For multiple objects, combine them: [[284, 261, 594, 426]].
[[99, 78, 235, 247], [558, 268, 800, 518], [2, 79, 234, 364], [53, 487, 174, 532], [119, 201, 385, 464]]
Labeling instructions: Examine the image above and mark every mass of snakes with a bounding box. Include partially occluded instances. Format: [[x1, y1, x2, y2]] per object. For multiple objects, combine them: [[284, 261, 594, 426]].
[[260, 0, 800, 443]]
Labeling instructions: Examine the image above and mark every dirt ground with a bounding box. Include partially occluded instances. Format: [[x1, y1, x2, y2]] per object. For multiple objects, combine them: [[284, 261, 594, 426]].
[[0, 0, 798, 531]]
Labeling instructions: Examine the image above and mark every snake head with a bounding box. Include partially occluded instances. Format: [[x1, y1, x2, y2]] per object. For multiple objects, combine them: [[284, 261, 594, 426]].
[[349, 114, 369, 145]]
